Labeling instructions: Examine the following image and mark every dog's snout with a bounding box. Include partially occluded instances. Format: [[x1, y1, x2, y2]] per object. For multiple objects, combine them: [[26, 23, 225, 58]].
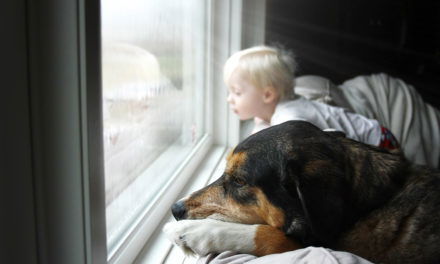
[[171, 200, 187, 220]]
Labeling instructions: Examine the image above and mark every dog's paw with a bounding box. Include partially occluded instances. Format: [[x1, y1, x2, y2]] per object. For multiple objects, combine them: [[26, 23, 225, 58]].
[[163, 219, 257, 256], [163, 220, 198, 255]]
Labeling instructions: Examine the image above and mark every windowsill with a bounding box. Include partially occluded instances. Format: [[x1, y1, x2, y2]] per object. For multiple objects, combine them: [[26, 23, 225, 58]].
[[133, 144, 229, 264]]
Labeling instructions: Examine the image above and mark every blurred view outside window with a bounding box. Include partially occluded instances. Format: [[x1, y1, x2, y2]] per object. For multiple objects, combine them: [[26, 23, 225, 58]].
[[101, 0, 207, 253]]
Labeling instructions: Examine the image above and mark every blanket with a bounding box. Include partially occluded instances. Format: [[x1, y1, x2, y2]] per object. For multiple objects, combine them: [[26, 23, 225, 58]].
[[197, 247, 372, 264], [340, 73, 440, 168], [296, 74, 440, 168]]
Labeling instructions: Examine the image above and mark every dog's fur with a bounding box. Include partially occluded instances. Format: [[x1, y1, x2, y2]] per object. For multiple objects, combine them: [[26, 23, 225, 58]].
[[164, 121, 440, 263]]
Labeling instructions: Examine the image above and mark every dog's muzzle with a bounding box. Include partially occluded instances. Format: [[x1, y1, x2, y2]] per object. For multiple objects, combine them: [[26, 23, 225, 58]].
[[171, 200, 187, 220]]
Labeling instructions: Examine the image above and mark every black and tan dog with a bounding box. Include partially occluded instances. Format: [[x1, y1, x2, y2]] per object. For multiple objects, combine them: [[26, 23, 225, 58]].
[[164, 121, 440, 263]]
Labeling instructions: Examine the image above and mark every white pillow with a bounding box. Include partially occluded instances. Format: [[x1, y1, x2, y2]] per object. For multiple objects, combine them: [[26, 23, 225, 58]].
[[295, 75, 353, 111]]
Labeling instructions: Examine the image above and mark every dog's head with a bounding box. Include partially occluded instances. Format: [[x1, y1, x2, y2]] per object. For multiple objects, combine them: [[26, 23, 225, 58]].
[[171, 121, 407, 246]]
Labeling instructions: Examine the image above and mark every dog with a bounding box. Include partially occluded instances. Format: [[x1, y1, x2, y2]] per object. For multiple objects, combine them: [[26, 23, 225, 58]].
[[164, 121, 440, 263]]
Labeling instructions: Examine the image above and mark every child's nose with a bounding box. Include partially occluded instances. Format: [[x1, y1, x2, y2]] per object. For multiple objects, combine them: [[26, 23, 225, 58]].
[[227, 94, 233, 103]]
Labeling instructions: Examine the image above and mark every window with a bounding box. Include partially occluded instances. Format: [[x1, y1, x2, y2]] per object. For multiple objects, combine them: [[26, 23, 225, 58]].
[[100, 0, 211, 261], [19, 0, 263, 263]]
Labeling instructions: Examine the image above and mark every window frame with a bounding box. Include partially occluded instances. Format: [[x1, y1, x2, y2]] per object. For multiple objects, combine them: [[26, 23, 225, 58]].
[[27, 0, 106, 263]]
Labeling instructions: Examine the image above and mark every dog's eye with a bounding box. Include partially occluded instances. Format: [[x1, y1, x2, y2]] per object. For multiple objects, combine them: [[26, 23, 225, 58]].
[[232, 177, 246, 187]]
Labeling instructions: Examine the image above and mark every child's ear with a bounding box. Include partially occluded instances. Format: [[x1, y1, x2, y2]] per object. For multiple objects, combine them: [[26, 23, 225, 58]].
[[263, 86, 278, 103]]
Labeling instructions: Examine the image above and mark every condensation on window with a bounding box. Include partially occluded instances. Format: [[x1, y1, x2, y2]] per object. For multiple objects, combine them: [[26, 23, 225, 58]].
[[101, 0, 206, 250]]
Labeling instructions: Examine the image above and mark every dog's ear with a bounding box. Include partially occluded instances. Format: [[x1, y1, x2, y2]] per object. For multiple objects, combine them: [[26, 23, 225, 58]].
[[282, 155, 348, 247], [279, 158, 315, 245], [323, 128, 346, 138]]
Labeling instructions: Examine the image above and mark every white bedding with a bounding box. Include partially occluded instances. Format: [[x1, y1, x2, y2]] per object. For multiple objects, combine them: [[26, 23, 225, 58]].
[[296, 73, 440, 169], [339, 73, 440, 169], [197, 247, 372, 264]]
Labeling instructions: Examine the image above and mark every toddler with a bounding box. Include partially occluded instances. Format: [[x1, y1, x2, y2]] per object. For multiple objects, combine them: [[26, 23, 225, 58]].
[[224, 45, 399, 149]]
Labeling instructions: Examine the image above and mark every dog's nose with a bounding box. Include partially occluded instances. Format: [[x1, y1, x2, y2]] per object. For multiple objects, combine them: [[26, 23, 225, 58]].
[[171, 200, 187, 220]]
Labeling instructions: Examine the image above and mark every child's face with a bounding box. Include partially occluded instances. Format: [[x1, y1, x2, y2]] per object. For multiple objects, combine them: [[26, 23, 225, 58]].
[[226, 70, 266, 120]]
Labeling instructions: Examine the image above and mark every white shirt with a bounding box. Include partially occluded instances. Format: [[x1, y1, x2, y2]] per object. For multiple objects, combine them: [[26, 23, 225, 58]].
[[255, 96, 382, 146]]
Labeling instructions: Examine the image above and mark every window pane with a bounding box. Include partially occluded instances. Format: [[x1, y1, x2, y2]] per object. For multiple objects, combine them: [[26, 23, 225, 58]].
[[101, 0, 207, 254]]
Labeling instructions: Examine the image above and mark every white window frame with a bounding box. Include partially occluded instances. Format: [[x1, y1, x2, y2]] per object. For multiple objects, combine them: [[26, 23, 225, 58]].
[[24, 0, 265, 263]]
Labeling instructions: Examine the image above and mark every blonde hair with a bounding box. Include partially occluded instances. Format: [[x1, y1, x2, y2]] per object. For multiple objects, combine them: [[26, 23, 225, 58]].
[[223, 45, 297, 100]]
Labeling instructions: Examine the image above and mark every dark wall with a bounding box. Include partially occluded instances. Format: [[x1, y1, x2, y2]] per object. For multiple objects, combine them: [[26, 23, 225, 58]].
[[265, 0, 440, 107]]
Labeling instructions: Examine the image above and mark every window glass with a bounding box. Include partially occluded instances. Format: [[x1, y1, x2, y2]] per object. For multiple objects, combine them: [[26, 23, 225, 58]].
[[101, 0, 207, 254]]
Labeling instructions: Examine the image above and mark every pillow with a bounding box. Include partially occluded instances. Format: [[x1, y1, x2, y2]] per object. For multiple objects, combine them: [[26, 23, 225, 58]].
[[295, 75, 354, 112]]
